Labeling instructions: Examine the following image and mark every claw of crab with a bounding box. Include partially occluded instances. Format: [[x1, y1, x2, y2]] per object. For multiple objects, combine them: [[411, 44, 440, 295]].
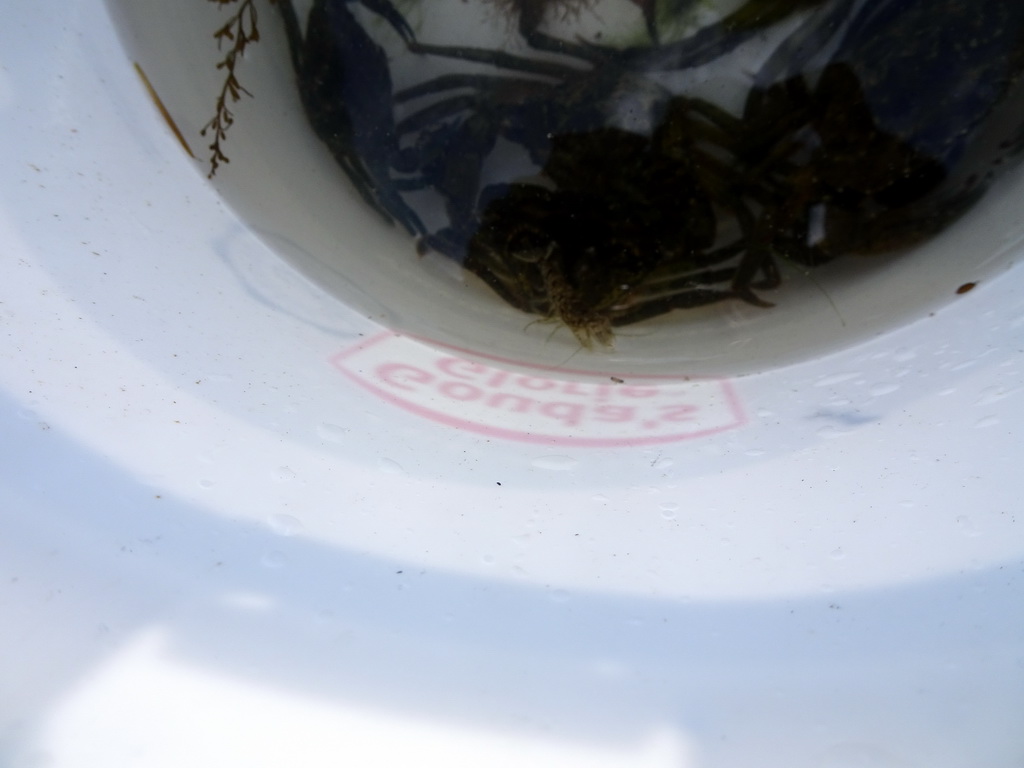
[[627, 0, 659, 43]]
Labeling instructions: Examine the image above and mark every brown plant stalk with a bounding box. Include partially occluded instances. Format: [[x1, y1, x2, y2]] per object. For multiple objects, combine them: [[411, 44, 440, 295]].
[[202, 0, 276, 177]]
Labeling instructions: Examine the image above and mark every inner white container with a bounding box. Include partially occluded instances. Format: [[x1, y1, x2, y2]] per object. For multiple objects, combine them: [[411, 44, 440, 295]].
[[108, 0, 1024, 377]]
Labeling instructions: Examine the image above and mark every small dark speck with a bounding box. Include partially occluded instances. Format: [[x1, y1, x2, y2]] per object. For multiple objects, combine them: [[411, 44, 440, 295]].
[[496, 481, 501, 486], [396, 570, 403, 574], [956, 281, 977, 295], [610, 376, 624, 383], [813, 408, 874, 427]]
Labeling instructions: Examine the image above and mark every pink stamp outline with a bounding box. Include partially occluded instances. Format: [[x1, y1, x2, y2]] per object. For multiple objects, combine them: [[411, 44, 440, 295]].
[[331, 333, 746, 447]]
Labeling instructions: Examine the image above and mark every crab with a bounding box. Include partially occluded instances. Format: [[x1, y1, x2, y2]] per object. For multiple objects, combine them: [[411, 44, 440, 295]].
[[275, 0, 1024, 346]]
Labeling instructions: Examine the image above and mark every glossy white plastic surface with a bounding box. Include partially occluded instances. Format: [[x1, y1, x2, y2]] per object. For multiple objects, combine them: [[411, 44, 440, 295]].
[[1, 2, 1023, 767]]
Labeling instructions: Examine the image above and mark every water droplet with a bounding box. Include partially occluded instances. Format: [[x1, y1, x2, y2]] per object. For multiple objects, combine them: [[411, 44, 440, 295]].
[[830, 547, 846, 561], [268, 513, 303, 537], [271, 466, 296, 482], [815, 372, 861, 387], [816, 425, 850, 439], [745, 448, 765, 457], [317, 423, 349, 442], [531, 455, 579, 471], [198, 479, 215, 490], [974, 386, 1019, 406], [955, 516, 982, 538], [869, 382, 899, 397], [481, 554, 496, 565], [261, 550, 287, 568], [378, 458, 405, 474], [974, 415, 999, 429], [659, 502, 679, 520], [892, 348, 917, 362], [898, 499, 914, 508], [591, 494, 609, 503], [549, 589, 570, 603], [17, 408, 37, 420], [591, 659, 631, 680], [223, 591, 274, 611]]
